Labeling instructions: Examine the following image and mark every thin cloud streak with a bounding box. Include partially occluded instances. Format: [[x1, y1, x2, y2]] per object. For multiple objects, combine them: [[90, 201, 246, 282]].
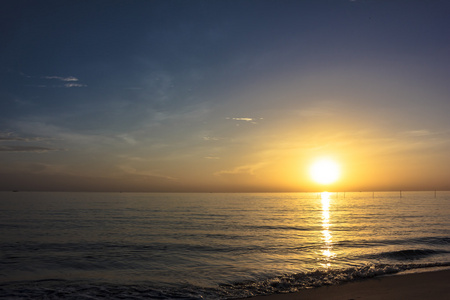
[[0, 145, 64, 153], [16, 72, 86, 87], [43, 76, 79, 82], [0, 132, 52, 142], [63, 83, 87, 88], [118, 165, 178, 181], [215, 162, 267, 176]]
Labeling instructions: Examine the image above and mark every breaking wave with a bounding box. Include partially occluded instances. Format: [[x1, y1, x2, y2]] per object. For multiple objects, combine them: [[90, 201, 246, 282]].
[[1, 263, 449, 299], [376, 249, 450, 261]]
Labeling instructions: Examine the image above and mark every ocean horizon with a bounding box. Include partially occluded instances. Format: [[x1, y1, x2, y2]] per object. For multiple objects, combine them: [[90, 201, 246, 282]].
[[1, 191, 449, 299]]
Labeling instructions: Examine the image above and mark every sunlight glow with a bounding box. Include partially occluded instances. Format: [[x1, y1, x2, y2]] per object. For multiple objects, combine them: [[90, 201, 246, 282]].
[[310, 158, 340, 185], [321, 192, 335, 265]]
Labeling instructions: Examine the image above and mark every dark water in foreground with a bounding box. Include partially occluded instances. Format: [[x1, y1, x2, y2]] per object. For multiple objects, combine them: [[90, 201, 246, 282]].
[[1, 191, 449, 299]]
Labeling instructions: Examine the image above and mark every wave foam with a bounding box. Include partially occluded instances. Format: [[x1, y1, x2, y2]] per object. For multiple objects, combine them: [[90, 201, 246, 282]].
[[1, 263, 450, 299]]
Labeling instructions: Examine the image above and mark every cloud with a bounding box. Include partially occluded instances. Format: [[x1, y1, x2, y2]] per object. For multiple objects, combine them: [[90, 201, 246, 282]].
[[402, 130, 432, 137], [19, 73, 87, 87], [0, 131, 63, 153], [0, 136, 43, 142], [228, 117, 254, 121], [43, 76, 79, 82], [226, 117, 263, 125], [63, 83, 87, 87], [117, 155, 146, 161], [117, 134, 138, 145], [204, 156, 220, 159], [13, 121, 115, 146], [0, 132, 49, 142], [27, 82, 88, 88], [118, 165, 177, 181], [202, 136, 220, 141], [0, 136, 26, 141], [0, 145, 63, 152], [215, 162, 267, 176], [25, 85, 48, 88]]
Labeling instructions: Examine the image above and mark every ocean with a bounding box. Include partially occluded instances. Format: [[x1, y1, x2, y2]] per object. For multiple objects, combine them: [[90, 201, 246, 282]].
[[0, 191, 449, 299]]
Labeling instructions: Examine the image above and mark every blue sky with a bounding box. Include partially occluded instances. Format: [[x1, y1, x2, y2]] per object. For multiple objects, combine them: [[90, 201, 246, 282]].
[[1, 0, 449, 191]]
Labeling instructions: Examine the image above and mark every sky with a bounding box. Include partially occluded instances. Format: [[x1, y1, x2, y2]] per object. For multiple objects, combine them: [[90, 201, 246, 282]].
[[1, 0, 449, 192]]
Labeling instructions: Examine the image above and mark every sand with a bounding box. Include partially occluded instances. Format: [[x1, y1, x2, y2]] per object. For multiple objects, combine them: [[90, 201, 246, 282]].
[[241, 269, 450, 300]]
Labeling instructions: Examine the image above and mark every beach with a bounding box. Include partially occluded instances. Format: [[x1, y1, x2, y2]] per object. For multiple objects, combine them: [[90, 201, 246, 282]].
[[244, 269, 450, 300]]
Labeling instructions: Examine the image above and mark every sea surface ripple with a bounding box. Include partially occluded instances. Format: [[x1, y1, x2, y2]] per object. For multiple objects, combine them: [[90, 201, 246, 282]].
[[0, 191, 449, 299]]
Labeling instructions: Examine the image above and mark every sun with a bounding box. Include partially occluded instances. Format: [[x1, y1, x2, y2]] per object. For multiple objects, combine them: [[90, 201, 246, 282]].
[[310, 158, 340, 185]]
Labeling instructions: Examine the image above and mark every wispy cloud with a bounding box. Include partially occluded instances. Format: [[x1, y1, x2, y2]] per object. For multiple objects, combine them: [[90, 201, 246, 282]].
[[118, 165, 177, 181], [402, 130, 433, 137], [227, 117, 254, 121], [117, 134, 138, 145], [227, 117, 264, 121], [215, 162, 267, 176], [16, 72, 87, 88], [0, 136, 26, 141], [0, 132, 49, 142], [63, 83, 87, 87], [226, 117, 263, 125], [13, 121, 114, 146], [202, 136, 220, 141], [43, 76, 79, 82], [0, 136, 44, 142], [0, 145, 63, 152], [25, 85, 49, 88], [0, 132, 63, 152], [27, 83, 87, 88]]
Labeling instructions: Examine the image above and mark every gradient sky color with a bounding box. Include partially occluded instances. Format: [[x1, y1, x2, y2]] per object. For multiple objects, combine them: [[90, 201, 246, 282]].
[[1, 0, 449, 192]]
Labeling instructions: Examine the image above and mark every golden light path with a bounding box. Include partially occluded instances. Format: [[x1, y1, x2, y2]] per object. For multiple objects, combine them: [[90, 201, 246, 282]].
[[321, 192, 335, 267]]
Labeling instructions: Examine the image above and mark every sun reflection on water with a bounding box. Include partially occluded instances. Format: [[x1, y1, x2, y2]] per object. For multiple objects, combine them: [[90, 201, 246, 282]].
[[321, 192, 335, 267]]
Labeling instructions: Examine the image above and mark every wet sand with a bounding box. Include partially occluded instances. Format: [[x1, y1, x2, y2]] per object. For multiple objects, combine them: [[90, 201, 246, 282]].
[[241, 269, 450, 300]]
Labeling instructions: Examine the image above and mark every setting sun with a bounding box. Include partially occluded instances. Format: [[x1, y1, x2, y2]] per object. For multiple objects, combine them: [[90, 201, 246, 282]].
[[310, 158, 341, 185]]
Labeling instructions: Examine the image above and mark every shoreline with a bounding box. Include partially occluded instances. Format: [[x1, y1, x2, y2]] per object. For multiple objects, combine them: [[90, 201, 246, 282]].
[[239, 269, 450, 300]]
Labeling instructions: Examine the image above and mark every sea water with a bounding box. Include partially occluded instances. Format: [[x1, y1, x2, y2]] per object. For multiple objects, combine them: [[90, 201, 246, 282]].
[[0, 191, 449, 299]]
